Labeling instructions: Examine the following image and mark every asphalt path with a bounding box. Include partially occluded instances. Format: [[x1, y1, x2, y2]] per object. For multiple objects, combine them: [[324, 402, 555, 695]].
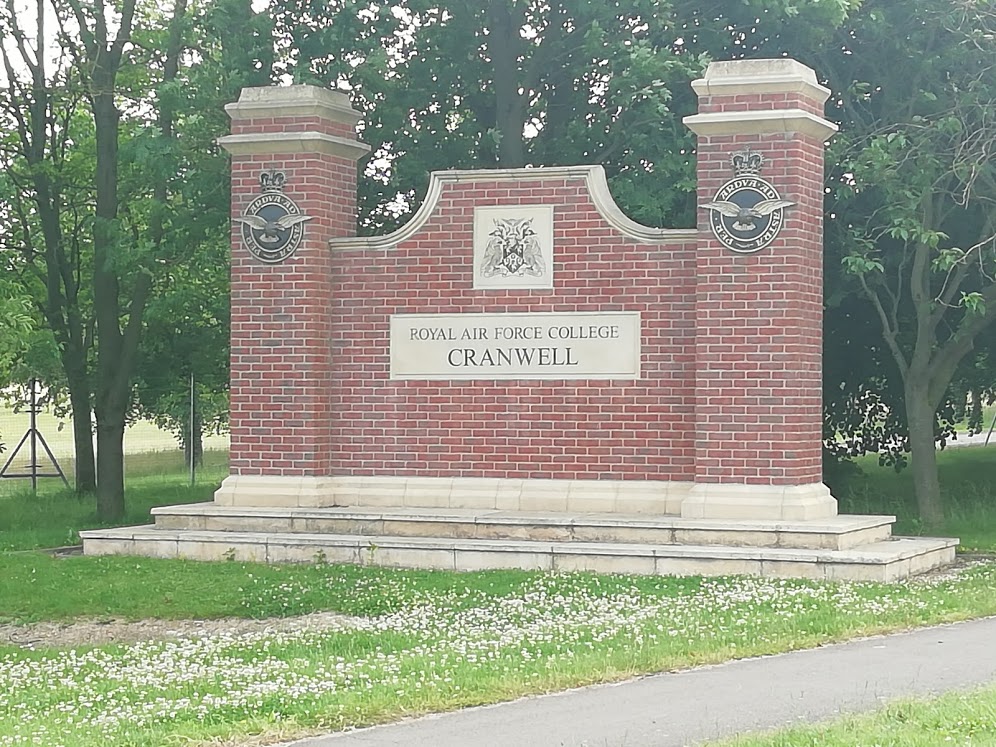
[[281, 616, 996, 747]]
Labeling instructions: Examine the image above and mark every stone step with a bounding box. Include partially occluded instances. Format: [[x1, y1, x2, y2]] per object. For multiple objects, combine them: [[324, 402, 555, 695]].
[[150, 503, 895, 551], [79, 526, 957, 583]]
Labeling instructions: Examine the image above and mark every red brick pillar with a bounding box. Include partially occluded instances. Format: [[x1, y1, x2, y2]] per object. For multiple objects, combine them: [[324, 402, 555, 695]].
[[681, 59, 838, 520], [214, 86, 369, 507]]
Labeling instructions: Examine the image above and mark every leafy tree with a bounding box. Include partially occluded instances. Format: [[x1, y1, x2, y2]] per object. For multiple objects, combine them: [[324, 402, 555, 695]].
[[127, 0, 271, 463], [55, 0, 188, 519], [127, 0, 269, 468], [822, 0, 996, 528], [0, 0, 98, 491], [0, 285, 35, 376], [274, 0, 707, 231], [1, 0, 264, 519], [0, 287, 34, 453], [134, 235, 230, 467], [273, 0, 859, 233]]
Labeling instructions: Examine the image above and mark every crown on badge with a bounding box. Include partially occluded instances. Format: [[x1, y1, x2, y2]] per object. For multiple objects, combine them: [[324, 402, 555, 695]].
[[259, 170, 287, 192], [731, 148, 764, 176]]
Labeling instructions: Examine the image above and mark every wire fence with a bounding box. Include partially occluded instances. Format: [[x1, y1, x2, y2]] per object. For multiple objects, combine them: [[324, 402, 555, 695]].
[[0, 380, 229, 492]]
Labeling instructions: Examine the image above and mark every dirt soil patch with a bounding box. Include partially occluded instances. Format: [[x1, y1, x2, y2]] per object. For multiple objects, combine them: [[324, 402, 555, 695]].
[[0, 611, 366, 649]]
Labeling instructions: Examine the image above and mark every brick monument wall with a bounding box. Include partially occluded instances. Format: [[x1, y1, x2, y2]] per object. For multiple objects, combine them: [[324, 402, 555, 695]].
[[216, 87, 370, 506], [682, 59, 837, 519], [216, 58, 838, 520], [327, 171, 697, 485]]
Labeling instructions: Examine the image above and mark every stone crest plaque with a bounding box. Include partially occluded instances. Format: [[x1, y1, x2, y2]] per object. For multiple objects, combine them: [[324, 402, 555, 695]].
[[473, 205, 554, 289]]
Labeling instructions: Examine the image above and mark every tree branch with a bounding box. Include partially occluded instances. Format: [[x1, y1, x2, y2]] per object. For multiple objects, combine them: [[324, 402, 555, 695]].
[[928, 295, 996, 409], [859, 273, 909, 378], [60, 0, 97, 58], [908, 194, 937, 371]]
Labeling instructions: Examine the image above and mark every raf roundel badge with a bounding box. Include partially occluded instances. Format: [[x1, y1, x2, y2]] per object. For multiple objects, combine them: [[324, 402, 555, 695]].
[[702, 148, 795, 254], [234, 170, 312, 263]]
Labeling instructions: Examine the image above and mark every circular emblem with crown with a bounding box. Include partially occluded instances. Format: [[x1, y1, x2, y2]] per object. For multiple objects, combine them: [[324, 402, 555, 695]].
[[702, 148, 795, 254], [234, 170, 312, 263]]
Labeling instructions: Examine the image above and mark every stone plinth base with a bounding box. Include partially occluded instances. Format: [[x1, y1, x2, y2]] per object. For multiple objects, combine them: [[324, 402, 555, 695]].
[[214, 476, 340, 508], [214, 475, 693, 515], [680, 483, 837, 521], [215, 476, 839, 521], [152, 504, 896, 551], [80, 505, 958, 582]]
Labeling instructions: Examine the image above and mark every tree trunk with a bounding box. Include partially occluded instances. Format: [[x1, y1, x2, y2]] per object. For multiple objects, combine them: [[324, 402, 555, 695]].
[[95, 411, 125, 521], [66, 376, 96, 493], [33, 159, 94, 492], [92, 83, 129, 519], [905, 378, 945, 530], [487, 0, 526, 168], [63, 0, 140, 519]]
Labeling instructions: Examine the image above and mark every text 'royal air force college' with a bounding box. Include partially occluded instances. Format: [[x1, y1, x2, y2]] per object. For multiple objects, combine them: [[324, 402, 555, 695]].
[[390, 312, 641, 380]]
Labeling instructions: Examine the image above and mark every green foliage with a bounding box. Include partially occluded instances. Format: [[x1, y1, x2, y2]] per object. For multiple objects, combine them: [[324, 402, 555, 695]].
[[133, 225, 230, 457], [2, 445, 996, 746], [0, 289, 34, 370], [0, 449, 228, 552], [0, 287, 36, 451], [272, 0, 856, 233], [2, 555, 996, 745], [0, 0, 264, 504], [841, 253, 883, 276], [819, 0, 996, 513], [961, 292, 987, 317], [840, 446, 996, 551]]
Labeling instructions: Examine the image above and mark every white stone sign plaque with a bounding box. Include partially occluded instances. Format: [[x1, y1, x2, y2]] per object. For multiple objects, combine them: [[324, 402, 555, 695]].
[[473, 205, 554, 289], [390, 312, 641, 380]]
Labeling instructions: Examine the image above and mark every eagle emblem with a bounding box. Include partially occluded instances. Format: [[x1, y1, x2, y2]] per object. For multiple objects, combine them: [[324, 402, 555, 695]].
[[234, 213, 312, 244], [703, 148, 795, 254], [235, 170, 312, 263]]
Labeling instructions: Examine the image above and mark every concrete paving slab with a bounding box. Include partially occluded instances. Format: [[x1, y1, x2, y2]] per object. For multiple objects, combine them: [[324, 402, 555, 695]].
[[279, 616, 996, 747]]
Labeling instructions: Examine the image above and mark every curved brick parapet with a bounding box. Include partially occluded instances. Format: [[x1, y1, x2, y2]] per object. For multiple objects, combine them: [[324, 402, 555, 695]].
[[325, 166, 697, 498]]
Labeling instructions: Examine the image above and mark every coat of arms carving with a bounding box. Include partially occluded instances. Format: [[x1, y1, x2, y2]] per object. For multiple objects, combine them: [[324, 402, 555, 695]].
[[480, 217, 547, 278], [473, 205, 554, 289]]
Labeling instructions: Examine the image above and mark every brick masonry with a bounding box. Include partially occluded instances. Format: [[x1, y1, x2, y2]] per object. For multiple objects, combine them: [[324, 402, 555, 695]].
[[218, 58, 838, 517], [693, 133, 827, 486], [222, 89, 367, 480], [328, 176, 697, 482]]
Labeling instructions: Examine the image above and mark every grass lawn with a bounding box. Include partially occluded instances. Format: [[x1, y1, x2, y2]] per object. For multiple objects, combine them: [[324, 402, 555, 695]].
[[2, 560, 996, 747], [713, 684, 996, 746], [1, 445, 995, 746], [0, 449, 228, 551], [841, 445, 996, 551]]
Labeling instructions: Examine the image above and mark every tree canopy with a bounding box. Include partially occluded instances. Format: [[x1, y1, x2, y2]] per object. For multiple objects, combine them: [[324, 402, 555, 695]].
[[0, 0, 253, 517], [1, 0, 993, 525], [818, 0, 996, 525]]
